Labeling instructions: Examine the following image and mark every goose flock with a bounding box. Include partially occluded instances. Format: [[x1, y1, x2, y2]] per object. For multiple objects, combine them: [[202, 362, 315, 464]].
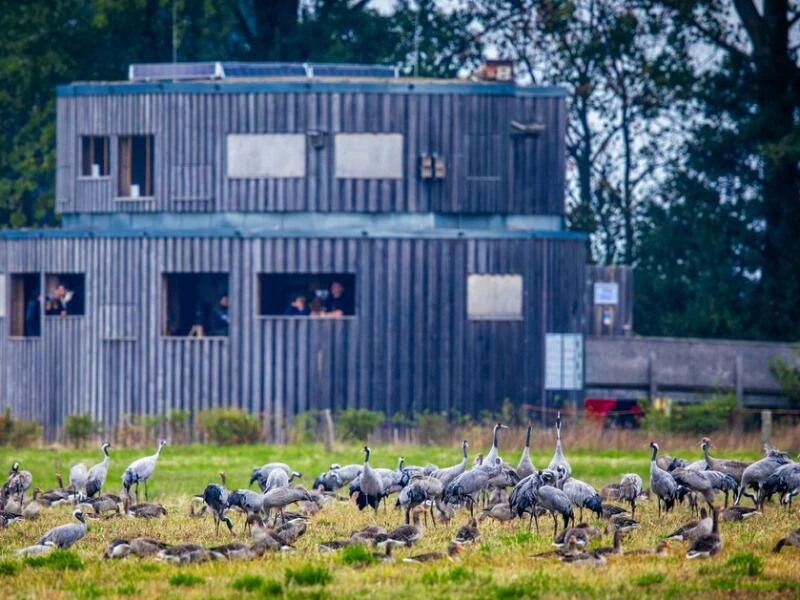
[[2, 417, 800, 570]]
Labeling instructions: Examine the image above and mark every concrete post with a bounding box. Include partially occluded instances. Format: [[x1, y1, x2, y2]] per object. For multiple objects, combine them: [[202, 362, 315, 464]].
[[648, 352, 658, 401], [322, 408, 335, 452], [761, 410, 773, 446], [734, 355, 744, 434]]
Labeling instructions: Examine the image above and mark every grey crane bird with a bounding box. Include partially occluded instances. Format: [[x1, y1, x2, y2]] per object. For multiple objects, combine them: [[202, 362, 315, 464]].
[[516, 424, 535, 480], [650, 442, 679, 517], [533, 471, 575, 537], [560, 469, 603, 521], [671, 468, 716, 510], [38, 509, 87, 549], [443, 458, 503, 518], [85, 442, 111, 498], [122, 440, 166, 501], [249, 462, 291, 492], [358, 446, 385, 511], [547, 412, 571, 477], [735, 448, 792, 506], [618, 473, 643, 518], [431, 440, 469, 488], [68, 462, 89, 495], [702, 470, 739, 507], [262, 485, 313, 525], [201, 478, 233, 534], [509, 470, 548, 529], [758, 460, 800, 507], [485, 422, 509, 466], [700, 438, 749, 483], [264, 469, 302, 492], [4, 462, 33, 505], [396, 475, 444, 525]]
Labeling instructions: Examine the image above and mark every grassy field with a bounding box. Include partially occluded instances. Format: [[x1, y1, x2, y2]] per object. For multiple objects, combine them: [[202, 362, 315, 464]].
[[0, 442, 799, 599]]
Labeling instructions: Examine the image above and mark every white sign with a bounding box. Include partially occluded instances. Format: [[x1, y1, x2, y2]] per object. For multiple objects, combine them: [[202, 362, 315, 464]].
[[227, 134, 307, 178], [0, 274, 5, 318], [594, 282, 619, 305], [334, 133, 404, 179], [545, 333, 584, 390], [467, 274, 523, 320]]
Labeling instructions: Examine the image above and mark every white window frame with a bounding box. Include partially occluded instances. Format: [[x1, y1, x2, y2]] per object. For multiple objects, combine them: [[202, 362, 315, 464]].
[[467, 274, 523, 321]]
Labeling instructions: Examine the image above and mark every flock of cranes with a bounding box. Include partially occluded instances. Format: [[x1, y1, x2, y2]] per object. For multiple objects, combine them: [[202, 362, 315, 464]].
[[2, 414, 800, 567]]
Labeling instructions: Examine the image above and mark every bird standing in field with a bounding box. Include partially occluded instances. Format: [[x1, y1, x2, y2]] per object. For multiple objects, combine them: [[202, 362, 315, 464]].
[[516, 424, 535, 480], [485, 422, 509, 466], [403, 542, 462, 563], [122, 440, 166, 501], [533, 471, 575, 537], [249, 462, 291, 492], [357, 446, 385, 512], [431, 440, 469, 488], [548, 412, 571, 477], [4, 462, 33, 505], [559, 467, 603, 521], [736, 448, 792, 507], [700, 439, 749, 484], [38, 509, 87, 549], [617, 473, 643, 519], [85, 442, 111, 498], [649, 442, 678, 517], [686, 507, 721, 559], [69, 461, 89, 495], [772, 529, 800, 553]]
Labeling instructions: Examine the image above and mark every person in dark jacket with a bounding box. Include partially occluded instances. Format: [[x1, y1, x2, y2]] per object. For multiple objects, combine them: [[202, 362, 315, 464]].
[[211, 294, 229, 335], [322, 281, 347, 317], [24, 291, 41, 336], [284, 294, 309, 316]]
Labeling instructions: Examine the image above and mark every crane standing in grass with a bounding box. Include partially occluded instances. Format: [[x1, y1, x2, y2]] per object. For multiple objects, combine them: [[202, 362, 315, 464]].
[[548, 413, 571, 477], [516, 424, 535, 480], [85, 442, 111, 498], [650, 442, 679, 517], [122, 440, 167, 501]]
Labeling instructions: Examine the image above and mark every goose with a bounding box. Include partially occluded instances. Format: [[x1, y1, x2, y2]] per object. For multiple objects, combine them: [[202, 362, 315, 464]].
[[627, 540, 670, 557], [560, 544, 607, 566], [80, 493, 122, 517], [85, 442, 111, 498], [158, 543, 219, 564], [720, 505, 759, 522], [547, 412, 571, 477], [553, 523, 601, 549], [454, 517, 480, 544], [375, 509, 424, 547], [349, 525, 388, 546], [479, 503, 515, 523], [686, 507, 721, 558], [21, 489, 42, 520], [403, 542, 462, 563], [532, 534, 582, 559], [38, 475, 73, 506], [601, 504, 628, 520], [772, 528, 800, 553], [122, 440, 166, 501], [0, 509, 23, 528], [606, 515, 639, 534], [38, 509, 87, 548], [595, 529, 626, 556], [373, 544, 395, 563], [649, 442, 678, 517], [516, 424, 535, 480], [664, 508, 711, 542], [104, 539, 132, 559], [126, 501, 168, 519]]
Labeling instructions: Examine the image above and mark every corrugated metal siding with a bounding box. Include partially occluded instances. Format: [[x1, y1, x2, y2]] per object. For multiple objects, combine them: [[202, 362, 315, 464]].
[[0, 236, 584, 438], [57, 92, 566, 216]]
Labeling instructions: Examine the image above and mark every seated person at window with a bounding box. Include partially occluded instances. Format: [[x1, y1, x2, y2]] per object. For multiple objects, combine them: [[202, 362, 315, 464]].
[[211, 294, 230, 336], [309, 296, 323, 317], [45, 284, 68, 316], [284, 294, 310, 316], [24, 291, 41, 336], [322, 281, 347, 317]]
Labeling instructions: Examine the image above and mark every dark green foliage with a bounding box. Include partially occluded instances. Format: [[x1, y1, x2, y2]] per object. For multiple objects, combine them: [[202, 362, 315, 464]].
[[285, 564, 332, 587], [232, 574, 267, 592], [197, 408, 262, 445], [0, 408, 41, 447], [64, 414, 101, 448], [24, 550, 84, 571], [632, 572, 666, 587], [168, 573, 204, 587], [339, 544, 377, 567], [421, 566, 475, 585], [335, 409, 383, 442], [640, 394, 736, 434], [0, 560, 19, 576], [769, 354, 800, 405]]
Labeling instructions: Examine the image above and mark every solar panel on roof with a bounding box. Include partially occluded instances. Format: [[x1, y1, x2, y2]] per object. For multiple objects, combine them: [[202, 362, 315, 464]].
[[221, 62, 308, 78], [309, 63, 398, 78], [128, 62, 223, 81]]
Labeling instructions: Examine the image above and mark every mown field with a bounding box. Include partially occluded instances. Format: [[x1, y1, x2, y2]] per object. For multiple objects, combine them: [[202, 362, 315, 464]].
[[0, 443, 798, 599]]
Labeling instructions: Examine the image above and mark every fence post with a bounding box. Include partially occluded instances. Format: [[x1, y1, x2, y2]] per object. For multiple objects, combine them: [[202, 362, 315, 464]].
[[761, 410, 773, 446], [322, 409, 335, 453]]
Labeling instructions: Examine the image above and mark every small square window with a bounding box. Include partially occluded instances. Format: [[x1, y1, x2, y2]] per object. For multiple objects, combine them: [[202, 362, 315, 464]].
[[119, 135, 154, 197], [467, 274, 523, 320], [44, 273, 86, 316], [257, 273, 355, 317], [8, 273, 40, 337], [163, 273, 229, 336], [81, 136, 110, 177]]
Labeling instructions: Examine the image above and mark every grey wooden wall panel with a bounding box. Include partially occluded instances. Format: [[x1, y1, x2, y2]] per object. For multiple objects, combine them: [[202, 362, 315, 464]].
[[59, 92, 566, 216], [0, 236, 585, 439]]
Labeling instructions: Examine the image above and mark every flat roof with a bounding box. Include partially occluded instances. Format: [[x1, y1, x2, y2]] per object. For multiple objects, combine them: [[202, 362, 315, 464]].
[[57, 78, 566, 98]]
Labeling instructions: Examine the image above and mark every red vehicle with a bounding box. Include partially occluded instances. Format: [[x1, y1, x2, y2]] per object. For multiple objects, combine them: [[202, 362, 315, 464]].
[[584, 397, 643, 429]]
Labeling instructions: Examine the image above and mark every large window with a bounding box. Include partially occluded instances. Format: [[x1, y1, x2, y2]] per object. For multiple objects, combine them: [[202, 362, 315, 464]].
[[8, 273, 40, 337], [227, 134, 306, 178], [334, 133, 403, 179], [81, 136, 110, 177], [118, 135, 154, 197], [467, 274, 523, 320], [44, 273, 86, 316], [257, 273, 355, 317], [163, 273, 229, 337]]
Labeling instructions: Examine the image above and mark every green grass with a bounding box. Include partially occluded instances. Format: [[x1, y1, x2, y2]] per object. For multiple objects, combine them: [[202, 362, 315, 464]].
[[0, 442, 796, 599]]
